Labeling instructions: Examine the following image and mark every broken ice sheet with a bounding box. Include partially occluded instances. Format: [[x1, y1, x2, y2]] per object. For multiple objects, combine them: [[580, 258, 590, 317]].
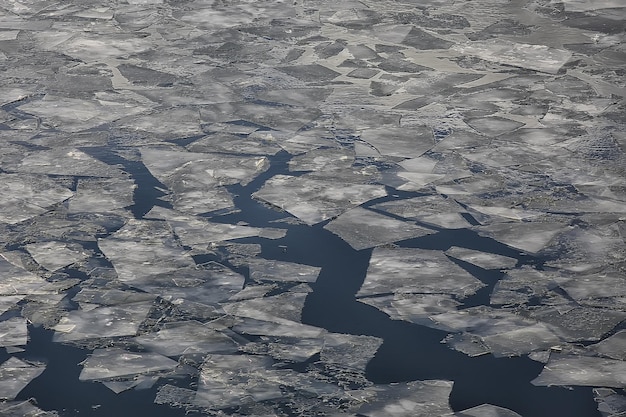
[[594, 387, 626, 417], [53, 302, 153, 342], [186, 133, 282, 156], [0, 257, 48, 296], [0, 399, 59, 417], [223, 292, 308, 323], [445, 247, 518, 270], [241, 335, 324, 363], [531, 354, 626, 388], [358, 247, 485, 298], [79, 347, 178, 381], [453, 40, 573, 74], [371, 195, 471, 229], [480, 323, 562, 357], [562, 0, 626, 12], [324, 207, 434, 250], [134, 321, 239, 357], [320, 333, 383, 373], [490, 267, 559, 306], [253, 174, 387, 225], [357, 380, 453, 417], [247, 258, 321, 284], [0, 174, 73, 224], [25, 241, 89, 271], [0, 357, 45, 400], [554, 270, 626, 306], [530, 306, 626, 342]]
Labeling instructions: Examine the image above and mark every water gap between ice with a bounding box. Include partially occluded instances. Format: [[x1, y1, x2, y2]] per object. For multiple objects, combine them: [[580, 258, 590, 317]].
[[17, 145, 601, 417]]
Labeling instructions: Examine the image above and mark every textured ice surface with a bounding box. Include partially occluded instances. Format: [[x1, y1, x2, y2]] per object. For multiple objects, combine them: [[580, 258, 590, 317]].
[[532, 354, 626, 388], [372, 195, 471, 229], [247, 259, 321, 283], [590, 331, 626, 361], [25, 241, 88, 271], [358, 380, 454, 417], [0, 318, 28, 348], [446, 247, 518, 270], [360, 293, 460, 324], [359, 247, 485, 298], [456, 404, 523, 417], [324, 207, 434, 250], [253, 174, 387, 225]]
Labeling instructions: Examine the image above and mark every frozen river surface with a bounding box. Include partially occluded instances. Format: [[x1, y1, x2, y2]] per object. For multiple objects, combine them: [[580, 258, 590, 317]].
[[0, 0, 625, 416]]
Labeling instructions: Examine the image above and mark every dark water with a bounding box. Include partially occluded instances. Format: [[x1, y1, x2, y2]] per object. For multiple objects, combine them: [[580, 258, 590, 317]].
[[12, 147, 600, 416]]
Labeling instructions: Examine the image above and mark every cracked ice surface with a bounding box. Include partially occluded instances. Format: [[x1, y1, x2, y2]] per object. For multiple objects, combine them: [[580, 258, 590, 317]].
[[0, 0, 624, 415]]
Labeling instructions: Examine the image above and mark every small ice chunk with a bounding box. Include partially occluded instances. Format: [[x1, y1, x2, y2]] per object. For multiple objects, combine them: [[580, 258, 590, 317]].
[[253, 174, 387, 225], [358, 380, 453, 417], [359, 127, 434, 159], [324, 207, 434, 250], [531, 354, 626, 388], [473, 221, 567, 254], [446, 247, 518, 270], [79, 348, 178, 381], [358, 247, 485, 298], [0, 318, 28, 347], [247, 259, 321, 284], [372, 195, 471, 229], [25, 241, 89, 271], [101, 375, 158, 394], [453, 40, 572, 74], [442, 333, 491, 357], [0, 357, 45, 400], [589, 330, 626, 361], [456, 403, 523, 417], [134, 321, 239, 357], [0, 399, 58, 416], [53, 302, 153, 342], [593, 388, 626, 417], [465, 116, 525, 137]]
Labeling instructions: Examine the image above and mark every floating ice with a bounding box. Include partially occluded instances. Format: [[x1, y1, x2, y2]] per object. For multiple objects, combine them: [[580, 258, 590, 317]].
[[223, 292, 308, 323], [563, 0, 626, 12], [0, 399, 58, 417], [241, 335, 324, 362], [358, 247, 485, 298], [593, 387, 626, 417], [531, 354, 626, 388], [247, 258, 321, 284], [473, 221, 568, 254], [0, 257, 48, 296], [359, 127, 435, 159], [0, 357, 45, 400], [360, 293, 461, 325], [490, 267, 558, 305], [232, 316, 327, 339], [372, 195, 471, 229], [324, 207, 434, 250], [72, 288, 156, 306], [320, 333, 383, 372], [69, 178, 135, 213], [53, 302, 153, 342], [455, 403, 523, 417], [530, 306, 626, 342], [590, 330, 626, 361], [79, 348, 178, 381]]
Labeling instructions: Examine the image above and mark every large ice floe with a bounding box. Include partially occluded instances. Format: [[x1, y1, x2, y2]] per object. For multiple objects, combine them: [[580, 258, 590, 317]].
[[0, 0, 624, 416]]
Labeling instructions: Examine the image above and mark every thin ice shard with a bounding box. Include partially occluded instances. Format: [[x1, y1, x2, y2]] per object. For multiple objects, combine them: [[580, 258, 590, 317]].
[[0, 358, 45, 400], [79, 348, 178, 381], [247, 259, 321, 283]]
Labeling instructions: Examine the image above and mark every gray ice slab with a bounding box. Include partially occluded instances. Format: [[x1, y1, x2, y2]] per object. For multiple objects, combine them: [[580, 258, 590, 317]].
[[0, 357, 45, 400], [253, 174, 387, 225], [490, 267, 559, 305], [232, 316, 327, 339], [53, 302, 153, 342], [0, 257, 48, 296], [0, 399, 58, 417], [357, 380, 453, 417], [79, 348, 178, 381], [69, 178, 135, 213], [358, 247, 485, 298], [473, 221, 567, 254], [481, 323, 562, 357], [372, 195, 471, 229], [594, 388, 626, 417], [590, 330, 626, 361], [324, 207, 434, 250], [25, 241, 89, 271], [556, 270, 626, 303], [186, 133, 282, 156], [72, 288, 156, 306], [563, 0, 626, 12], [135, 321, 239, 357], [247, 259, 321, 284], [0, 174, 73, 224], [241, 336, 324, 362], [288, 147, 355, 172], [531, 354, 626, 388], [442, 333, 491, 357], [429, 306, 542, 336], [446, 247, 518, 270], [0, 318, 28, 348], [453, 40, 572, 74], [455, 404, 522, 417], [101, 375, 159, 394]]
